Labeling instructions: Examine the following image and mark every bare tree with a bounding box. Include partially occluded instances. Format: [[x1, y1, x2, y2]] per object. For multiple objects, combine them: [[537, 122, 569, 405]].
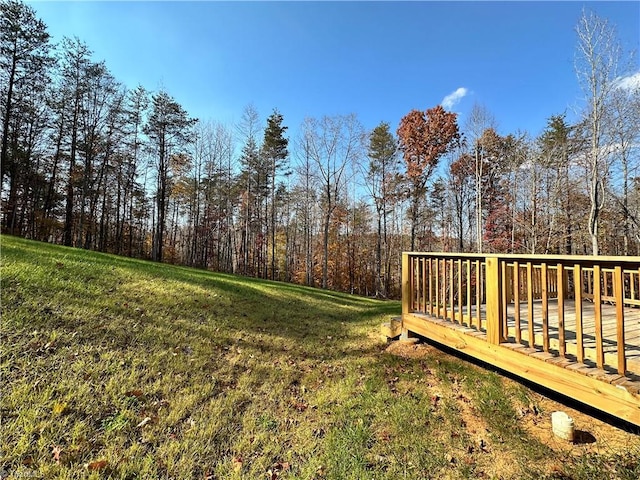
[[465, 103, 497, 253], [606, 76, 640, 255], [301, 114, 364, 289], [575, 10, 621, 255]]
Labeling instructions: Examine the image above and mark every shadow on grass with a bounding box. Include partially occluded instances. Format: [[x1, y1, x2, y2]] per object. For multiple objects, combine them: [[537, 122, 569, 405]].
[[2, 235, 399, 362]]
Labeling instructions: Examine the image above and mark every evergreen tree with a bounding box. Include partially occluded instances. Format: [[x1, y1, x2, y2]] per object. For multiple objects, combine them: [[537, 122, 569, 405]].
[[366, 121, 399, 297], [144, 90, 196, 262], [261, 109, 289, 280], [1, 0, 52, 231]]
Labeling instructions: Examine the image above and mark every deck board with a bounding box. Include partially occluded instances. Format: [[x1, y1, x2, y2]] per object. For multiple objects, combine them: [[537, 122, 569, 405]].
[[425, 300, 640, 377], [506, 300, 640, 376]]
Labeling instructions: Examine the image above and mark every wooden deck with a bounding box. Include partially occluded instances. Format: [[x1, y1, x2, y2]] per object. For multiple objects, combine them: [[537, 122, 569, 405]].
[[455, 300, 640, 376], [401, 252, 640, 426], [506, 300, 640, 376]]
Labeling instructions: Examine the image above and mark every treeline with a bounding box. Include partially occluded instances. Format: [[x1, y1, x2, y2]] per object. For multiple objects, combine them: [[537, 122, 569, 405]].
[[2, 1, 639, 298]]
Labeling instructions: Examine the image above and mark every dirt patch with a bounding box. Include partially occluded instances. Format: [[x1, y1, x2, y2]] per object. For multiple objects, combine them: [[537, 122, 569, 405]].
[[385, 340, 639, 458], [386, 341, 525, 478], [518, 392, 637, 456]]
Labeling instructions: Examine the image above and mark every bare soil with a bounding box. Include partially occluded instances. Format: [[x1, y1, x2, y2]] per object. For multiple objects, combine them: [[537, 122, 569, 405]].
[[386, 340, 639, 471]]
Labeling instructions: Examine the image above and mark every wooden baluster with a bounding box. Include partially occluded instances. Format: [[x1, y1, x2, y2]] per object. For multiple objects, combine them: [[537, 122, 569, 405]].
[[416, 258, 421, 312], [420, 257, 427, 313], [501, 261, 508, 336], [415, 258, 420, 312], [514, 261, 521, 344], [527, 262, 534, 348], [440, 259, 445, 319], [594, 265, 604, 369], [443, 259, 448, 319], [557, 264, 565, 358], [449, 259, 454, 322], [458, 259, 463, 324], [614, 266, 626, 375], [428, 258, 433, 315], [541, 263, 549, 352], [574, 265, 584, 364], [409, 255, 414, 311], [435, 258, 440, 318], [466, 260, 472, 327], [476, 260, 482, 330]]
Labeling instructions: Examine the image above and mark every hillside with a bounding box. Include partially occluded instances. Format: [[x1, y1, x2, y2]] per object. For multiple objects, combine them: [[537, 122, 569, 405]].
[[1, 235, 638, 479]]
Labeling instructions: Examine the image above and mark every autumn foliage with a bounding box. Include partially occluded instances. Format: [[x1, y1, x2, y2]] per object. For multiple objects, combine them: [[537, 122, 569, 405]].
[[397, 106, 460, 186], [397, 105, 460, 249]]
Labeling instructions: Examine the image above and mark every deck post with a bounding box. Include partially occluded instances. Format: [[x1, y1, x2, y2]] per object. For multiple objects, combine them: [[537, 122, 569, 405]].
[[485, 255, 505, 344], [401, 253, 411, 340], [402, 253, 410, 315]]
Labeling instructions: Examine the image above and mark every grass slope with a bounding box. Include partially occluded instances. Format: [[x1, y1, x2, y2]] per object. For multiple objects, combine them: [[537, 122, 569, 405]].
[[1, 235, 638, 479]]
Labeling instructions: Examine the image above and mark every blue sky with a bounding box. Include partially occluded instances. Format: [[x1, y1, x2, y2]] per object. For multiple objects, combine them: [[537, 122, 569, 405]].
[[28, 1, 640, 140]]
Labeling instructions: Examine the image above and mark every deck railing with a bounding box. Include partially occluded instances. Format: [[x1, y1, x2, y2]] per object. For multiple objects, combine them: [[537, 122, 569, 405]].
[[402, 252, 640, 377]]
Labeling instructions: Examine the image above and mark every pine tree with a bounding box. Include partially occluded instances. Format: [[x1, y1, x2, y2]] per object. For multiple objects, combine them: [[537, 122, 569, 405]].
[[366, 122, 399, 297], [261, 109, 289, 280], [144, 90, 196, 262], [1, 0, 52, 231]]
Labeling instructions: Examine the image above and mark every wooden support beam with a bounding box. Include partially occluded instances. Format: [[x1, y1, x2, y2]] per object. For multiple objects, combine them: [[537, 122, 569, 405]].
[[485, 256, 504, 345]]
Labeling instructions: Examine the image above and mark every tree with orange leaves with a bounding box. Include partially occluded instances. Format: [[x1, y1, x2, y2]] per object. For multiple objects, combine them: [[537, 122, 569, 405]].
[[398, 105, 460, 250]]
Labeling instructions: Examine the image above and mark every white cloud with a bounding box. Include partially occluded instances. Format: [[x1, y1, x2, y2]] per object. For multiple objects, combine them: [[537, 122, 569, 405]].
[[441, 87, 469, 110], [614, 71, 640, 91]]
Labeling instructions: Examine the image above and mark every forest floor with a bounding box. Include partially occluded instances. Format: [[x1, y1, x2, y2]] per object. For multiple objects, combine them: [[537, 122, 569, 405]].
[[1, 235, 639, 479]]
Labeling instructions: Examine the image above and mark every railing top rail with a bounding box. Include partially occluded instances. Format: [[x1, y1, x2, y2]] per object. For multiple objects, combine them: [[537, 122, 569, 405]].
[[403, 251, 640, 267]]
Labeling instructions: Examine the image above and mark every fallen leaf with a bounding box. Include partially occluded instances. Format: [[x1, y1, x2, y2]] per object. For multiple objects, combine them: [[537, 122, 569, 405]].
[[52, 445, 62, 464], [86, 459, 108, 471], [232, 457, 243, 472], [292, 402, 308, 412], [52, 402, 67, 415], [125, 389, 144, 398], [137, 417, 152, 428]]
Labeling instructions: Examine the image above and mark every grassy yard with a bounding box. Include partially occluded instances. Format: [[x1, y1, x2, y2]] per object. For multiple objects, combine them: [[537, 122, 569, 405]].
[[1, 235, 639, 479]]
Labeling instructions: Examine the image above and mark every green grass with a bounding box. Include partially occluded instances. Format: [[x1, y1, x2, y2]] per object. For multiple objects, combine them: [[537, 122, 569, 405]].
[[1, 235, 638, 479]]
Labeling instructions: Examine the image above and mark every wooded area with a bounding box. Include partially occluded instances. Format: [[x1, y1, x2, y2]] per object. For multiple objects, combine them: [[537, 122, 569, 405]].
[[2, 1, 639, 297]]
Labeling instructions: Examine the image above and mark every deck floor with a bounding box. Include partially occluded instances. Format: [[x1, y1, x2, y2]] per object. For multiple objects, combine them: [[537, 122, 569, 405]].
[[425, 299, 640, 376]]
